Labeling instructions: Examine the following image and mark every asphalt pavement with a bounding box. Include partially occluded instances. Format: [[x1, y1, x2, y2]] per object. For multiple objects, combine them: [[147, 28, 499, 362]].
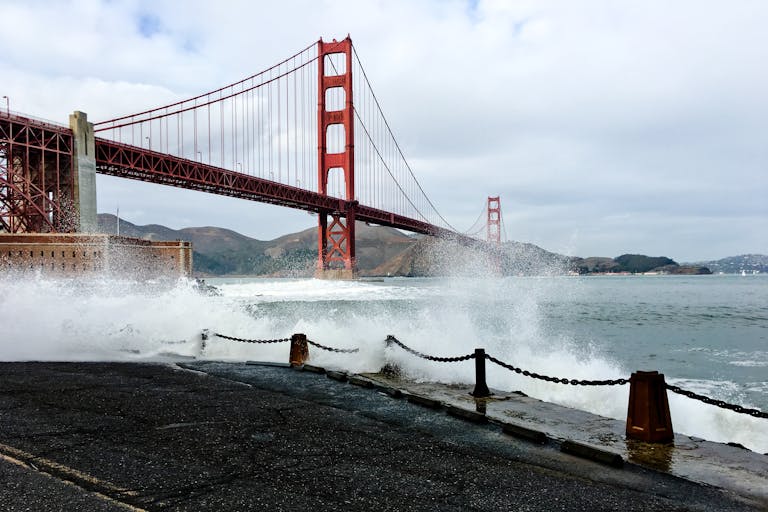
[[0, 361, 763, 511]]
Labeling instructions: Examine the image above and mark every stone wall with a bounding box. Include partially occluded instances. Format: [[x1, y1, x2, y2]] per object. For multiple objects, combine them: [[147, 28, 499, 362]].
[[0, 234, 192, 278]]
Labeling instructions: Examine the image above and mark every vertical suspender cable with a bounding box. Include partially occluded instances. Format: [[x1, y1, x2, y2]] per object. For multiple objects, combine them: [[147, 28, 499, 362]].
[[301, 55, 305, 188], [220, 94, 225, 168], [286, 65, 290, 185], [232, 88, 237, 170], [280, 71, 283, 182], [294, 56, 298, 186], [207, 100, 211, 165], [243, 85, 247, 172], [268, 76, 273, 176]]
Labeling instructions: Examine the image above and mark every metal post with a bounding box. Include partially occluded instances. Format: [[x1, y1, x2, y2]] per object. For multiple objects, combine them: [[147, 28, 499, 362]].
[[471, 348, 491, 398], [382, 335, 401, 377], [289, 333, 309, 366], [626, 370, 674, 443]]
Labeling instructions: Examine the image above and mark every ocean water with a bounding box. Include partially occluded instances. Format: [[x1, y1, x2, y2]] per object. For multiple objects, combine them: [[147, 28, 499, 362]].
[[1, 272, 766, 453]]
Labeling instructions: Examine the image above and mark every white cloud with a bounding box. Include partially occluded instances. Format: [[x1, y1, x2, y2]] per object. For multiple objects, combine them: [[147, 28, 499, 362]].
[[1, 0, 766, 260]]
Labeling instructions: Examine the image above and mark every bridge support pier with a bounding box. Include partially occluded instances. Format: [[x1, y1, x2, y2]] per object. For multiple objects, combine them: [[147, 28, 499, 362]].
[[315, 267, 357, 280], [69, 111, 97, 233], [315, 209, 357, 280]]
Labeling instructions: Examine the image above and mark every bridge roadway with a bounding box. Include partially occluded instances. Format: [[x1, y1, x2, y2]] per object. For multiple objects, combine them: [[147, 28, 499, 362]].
[[0, 361, 761, 511], [95, 138, 458, 240]]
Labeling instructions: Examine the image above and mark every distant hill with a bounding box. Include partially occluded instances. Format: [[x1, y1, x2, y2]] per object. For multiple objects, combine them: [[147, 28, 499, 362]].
[[691, 254, 768, 274], [367, 237, 568, 277], [99, 214, 756, 277], [97, 214, 566, 277], [569, 254, 711, 275], [97, 214, 417, 276]]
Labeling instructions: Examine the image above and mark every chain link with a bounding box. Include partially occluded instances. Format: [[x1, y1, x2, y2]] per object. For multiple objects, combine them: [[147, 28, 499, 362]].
[[385, 336, 475, 363], [666, 384, 768, 419], [305, 339, 360, 353], [484, 354, 629, 386], [214, 333, 291, 344]]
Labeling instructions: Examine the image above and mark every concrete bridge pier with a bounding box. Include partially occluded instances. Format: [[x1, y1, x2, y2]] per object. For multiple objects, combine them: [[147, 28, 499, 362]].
[[69, 111, 97, 233]]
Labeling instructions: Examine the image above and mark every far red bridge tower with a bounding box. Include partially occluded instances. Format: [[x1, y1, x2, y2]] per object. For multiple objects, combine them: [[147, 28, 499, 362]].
[[487, 196, 501, 244]]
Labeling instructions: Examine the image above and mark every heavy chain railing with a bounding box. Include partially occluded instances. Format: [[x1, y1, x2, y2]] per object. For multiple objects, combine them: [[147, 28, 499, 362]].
[[206, 330, 766, 420], [387, 336, 766, 419], [214, 333, 291, 344], [484, 354, 629, 386], [212, 332, 357, 353], [306, 338, 359, 353], [666, 384, 768, 419], [386, 335, 475, 363]]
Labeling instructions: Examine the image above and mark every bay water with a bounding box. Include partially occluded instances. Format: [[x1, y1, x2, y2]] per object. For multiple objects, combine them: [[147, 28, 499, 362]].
[[1, 273, 766, 453]]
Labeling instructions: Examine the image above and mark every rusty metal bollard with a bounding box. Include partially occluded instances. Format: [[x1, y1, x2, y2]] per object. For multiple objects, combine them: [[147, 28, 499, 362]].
[[626, 370, 674, 443], [471, 348, 491, 398], [381, 335, 401, 377], [289, 333, 309, 366]]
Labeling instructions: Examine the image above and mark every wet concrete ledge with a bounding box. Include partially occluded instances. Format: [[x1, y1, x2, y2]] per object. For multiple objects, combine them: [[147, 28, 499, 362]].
[[0, 361, 764, 511], [351, 370, 768, 506]]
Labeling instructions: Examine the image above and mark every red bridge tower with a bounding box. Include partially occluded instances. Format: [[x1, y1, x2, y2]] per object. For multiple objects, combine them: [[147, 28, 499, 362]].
[[487, 196, 501, 244], [316, 37, 356, 279]]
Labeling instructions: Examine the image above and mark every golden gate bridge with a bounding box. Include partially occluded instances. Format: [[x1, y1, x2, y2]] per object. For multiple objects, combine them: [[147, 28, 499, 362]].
[[0, 36, 506, 277]]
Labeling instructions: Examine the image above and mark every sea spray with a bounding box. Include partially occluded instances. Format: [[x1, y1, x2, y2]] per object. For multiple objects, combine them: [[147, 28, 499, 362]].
[[0, 275, 243, 361], [0, 272, 765, 453]]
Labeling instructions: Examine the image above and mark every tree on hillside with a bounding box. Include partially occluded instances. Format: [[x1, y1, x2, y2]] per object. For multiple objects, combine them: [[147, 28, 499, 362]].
[[614, 254, 677, 273]]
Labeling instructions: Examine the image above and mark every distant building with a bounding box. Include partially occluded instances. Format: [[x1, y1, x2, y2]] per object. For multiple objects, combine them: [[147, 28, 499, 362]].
[[0, 233, 192, 278]]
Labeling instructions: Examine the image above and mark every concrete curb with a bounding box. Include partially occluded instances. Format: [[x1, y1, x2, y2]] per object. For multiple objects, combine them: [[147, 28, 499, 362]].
[[446, 405, 487, 424], [502, 422, 548, 445], [406, 394, 442, 409], [374, 385, 403, 398], [326, 371, 347, 382], [561, 440, 624, 468], [349, 376, 375, 388], [245, 361, 290, 368]]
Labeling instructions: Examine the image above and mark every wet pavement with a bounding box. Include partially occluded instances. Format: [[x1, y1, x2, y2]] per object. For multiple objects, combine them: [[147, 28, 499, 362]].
[[359, 372, 768, 505], [0, 361, 764, 511]]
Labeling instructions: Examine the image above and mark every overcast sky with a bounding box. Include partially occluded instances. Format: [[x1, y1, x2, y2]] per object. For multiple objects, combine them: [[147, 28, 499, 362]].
[[2, 0, 766, 261]]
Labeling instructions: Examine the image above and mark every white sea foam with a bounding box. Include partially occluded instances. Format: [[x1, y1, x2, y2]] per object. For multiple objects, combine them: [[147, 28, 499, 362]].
[[729, 360, 768, 367], [665, 378, 768, 452], [0, 273, 765, 453], [688, 347, 768, 364]]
